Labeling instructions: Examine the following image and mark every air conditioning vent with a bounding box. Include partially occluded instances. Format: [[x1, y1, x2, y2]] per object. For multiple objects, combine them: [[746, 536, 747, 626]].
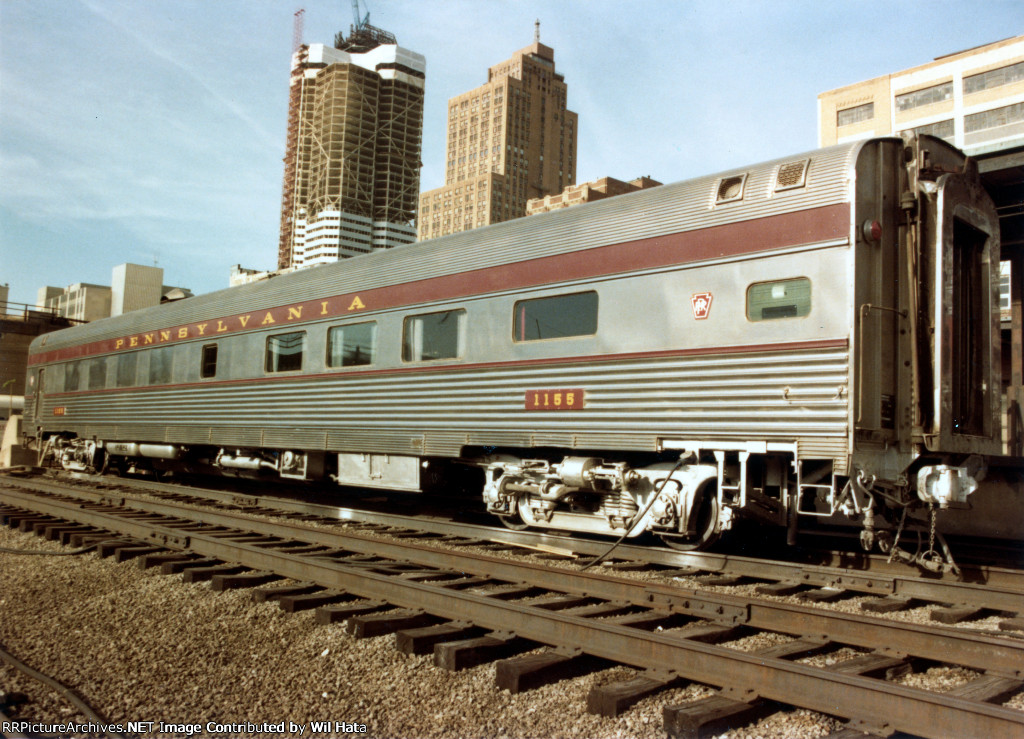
[[715, 175, 746, 204], [775, 159, 810, 191]]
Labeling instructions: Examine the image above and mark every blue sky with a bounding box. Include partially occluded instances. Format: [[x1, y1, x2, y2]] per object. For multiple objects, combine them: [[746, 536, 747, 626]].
[[1, 0, 1021, 306]]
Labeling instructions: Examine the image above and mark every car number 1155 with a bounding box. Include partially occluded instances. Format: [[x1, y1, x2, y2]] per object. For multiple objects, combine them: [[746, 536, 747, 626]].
[[524, 388, 585, 410]]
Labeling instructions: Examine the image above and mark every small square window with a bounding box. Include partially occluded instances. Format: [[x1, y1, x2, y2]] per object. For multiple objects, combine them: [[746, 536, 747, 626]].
[[201, 344, 218, 379], [747, 278, 812, 321]]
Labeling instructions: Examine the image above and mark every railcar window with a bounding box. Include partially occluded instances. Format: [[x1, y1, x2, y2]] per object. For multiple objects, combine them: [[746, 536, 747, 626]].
[[327, 322, 376, 367], [148, 347, 173, 385], [65, 361, 82, 392], [201, 344, 218, 379], [513, 291, 598, 342], [88, 359, 107, 390], [265, 331, 306, 373], [746, 278, 811, 321], [116, 353, 138, 388], [402, 310, 466, 362], [50, 366, 63, 393]]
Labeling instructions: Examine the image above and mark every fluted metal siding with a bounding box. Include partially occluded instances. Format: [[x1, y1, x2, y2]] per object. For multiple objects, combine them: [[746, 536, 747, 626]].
[[32, 141, 863, 355], [42, 344, 849, 456]]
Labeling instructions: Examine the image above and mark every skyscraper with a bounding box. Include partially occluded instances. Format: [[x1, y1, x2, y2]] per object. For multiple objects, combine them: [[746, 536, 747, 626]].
[[278, 24, 426, 270], [418, 30, 578, 240]]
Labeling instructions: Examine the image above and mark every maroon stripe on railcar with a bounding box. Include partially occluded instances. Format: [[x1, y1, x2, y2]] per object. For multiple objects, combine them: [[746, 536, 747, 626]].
[[39, 338, 850, 399], [28, 203, 850, 366]]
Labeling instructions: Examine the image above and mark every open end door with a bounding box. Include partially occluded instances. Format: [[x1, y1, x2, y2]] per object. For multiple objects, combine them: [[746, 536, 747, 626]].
[[928, 171, 1002, 454], [32, 368, 45, 424]]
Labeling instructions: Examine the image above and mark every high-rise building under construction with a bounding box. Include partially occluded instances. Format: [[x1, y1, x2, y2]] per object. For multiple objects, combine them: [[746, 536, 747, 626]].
[[278, 23, 425, 270], [418, 30, 578, 240]]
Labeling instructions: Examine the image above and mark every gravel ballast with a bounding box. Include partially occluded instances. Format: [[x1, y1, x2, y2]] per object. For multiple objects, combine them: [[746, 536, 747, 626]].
[[1, 518, 1020, 738]]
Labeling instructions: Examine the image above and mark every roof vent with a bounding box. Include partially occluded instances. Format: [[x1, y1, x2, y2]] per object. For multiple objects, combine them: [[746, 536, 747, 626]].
[[715, 174, 746, 204], [775, 159, 810, 191]]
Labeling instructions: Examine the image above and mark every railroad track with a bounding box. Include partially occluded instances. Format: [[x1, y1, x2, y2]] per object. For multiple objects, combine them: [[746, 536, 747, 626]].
[[34, 471, 1024, 618], [2, 474, 1023, 737]]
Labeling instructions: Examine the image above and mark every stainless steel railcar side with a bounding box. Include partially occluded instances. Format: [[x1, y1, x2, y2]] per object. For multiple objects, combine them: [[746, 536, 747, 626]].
[[24, 133, 1009, 557]]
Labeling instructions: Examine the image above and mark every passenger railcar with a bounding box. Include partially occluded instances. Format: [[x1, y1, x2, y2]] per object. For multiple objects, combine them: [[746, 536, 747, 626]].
[[24, 133, 1017, 560]]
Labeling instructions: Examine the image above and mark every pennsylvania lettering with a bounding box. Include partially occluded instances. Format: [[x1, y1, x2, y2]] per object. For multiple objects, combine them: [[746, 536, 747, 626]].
[[110, 294, 368, 354]]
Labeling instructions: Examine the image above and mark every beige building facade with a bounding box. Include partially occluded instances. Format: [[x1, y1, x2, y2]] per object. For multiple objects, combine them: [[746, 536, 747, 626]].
[[819, 35, 1024, 157], [111, 263, 164, 317], [822, 37, 1024, 436], [38, 283, 111, 323], [526, 176, 661, 215], [819, 35, 1023, 312], [418, 38, 578, 240], [38, 264, 190, 322]]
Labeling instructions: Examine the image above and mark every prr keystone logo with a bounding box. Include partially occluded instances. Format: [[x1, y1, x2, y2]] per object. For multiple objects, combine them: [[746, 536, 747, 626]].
[[691, 292, 712, 319]]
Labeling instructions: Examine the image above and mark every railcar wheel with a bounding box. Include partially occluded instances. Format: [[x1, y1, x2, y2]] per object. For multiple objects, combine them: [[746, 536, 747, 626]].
[[497, 513, 529, 531], [104, 456, 125, 476], [657, 486, 721, 551], [70, 447, 105, 476]]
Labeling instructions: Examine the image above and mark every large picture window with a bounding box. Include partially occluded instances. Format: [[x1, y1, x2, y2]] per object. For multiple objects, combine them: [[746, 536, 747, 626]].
[[514, 291, 598, 342], [116, 353, 138, 387], [265, 331, 306, 373], [88, 358, 107, 390], [328, 322, 376, 368], [402, 310, 465, 362], [65, 360, 82, 392], [148, 347, 173, 385], [747, 278, 811, 321]]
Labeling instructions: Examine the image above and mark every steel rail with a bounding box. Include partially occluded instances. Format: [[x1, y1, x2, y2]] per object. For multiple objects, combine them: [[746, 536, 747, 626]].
[[2, 483, 1024, 739], [44, 474, 1024, 608], [3, 487, 1023, 738], [4, 479, 1024, 677]]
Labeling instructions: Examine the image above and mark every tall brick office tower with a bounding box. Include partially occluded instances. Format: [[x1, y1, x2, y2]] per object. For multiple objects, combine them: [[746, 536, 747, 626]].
[[418, 28, 578, 240]]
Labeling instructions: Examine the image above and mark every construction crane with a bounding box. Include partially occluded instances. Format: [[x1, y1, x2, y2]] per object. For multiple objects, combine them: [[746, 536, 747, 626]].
[[335, 0, 395, 52], [351, 0, 368, 32], [291, 8, 305, 53]]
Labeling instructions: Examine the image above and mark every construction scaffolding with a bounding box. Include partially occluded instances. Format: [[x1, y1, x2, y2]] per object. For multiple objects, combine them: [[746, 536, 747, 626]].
[[277, 11, 308, 270], [277, 45, 309, 269], [277, 28, 424, 268], [335, 22, 396, 54]]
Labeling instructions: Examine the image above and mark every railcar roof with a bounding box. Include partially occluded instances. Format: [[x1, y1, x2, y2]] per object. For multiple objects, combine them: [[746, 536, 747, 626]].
[[33, 139, 870, 353]]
